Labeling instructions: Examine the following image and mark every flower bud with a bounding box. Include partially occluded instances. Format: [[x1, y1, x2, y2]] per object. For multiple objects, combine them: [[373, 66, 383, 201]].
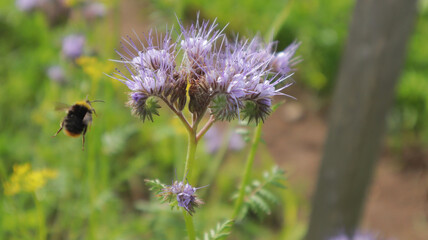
[[128, 94, 160, 122], [241, 99, 272, 124]]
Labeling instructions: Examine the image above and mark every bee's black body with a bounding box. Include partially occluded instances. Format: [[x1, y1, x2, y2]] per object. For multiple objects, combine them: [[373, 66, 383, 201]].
[[53, 99, 102, 150], [63, 104, 91, 135]]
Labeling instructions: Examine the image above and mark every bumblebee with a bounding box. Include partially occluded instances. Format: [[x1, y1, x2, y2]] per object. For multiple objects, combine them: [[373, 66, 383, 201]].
[[52, 99, 103, 150]]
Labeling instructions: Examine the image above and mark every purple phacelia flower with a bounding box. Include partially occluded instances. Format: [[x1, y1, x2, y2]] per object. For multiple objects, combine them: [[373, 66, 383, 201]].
[[111, 14, 299, 124], [161, 180, 204, 216], [229, 130, 245, 150], [179, 16, 224, 67], [16, 0, 39, 12], [132, 48, 175, 72], [204, 126, 245, 154], [83, 2, 106, 20], [46, 65, 66, 84], [115, 30, 177, 89], [62, 34, 85, 59], [112, 29, 184, 120], [271, 41, 301, 75], [329, 231, 390, 240]]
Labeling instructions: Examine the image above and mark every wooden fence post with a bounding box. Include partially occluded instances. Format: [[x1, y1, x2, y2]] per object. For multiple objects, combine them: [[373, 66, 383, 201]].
[[305, 0, 418, 239]]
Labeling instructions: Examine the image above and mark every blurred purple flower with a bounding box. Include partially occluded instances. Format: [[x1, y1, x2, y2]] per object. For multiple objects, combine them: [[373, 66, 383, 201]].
[[204, 126, 222, 153], [46, 65, 66, 84], [329, 231, 389, 240], [62, 34, 85, 59], [16, 0, 39, 11], [271, 41, 301, 75], [83, 2, 106, 20], [204, 126, 245, 154], [229, 130, 245, 151]]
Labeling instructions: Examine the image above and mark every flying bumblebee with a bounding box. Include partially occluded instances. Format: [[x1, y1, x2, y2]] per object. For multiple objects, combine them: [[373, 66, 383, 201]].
[[52, 99, 103, 150]]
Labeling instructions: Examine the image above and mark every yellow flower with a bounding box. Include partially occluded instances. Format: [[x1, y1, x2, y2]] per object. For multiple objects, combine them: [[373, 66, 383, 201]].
[[76, 56, 115, 81], [13, 163, 31, 176], [64, 0, 83, 7], [3, 164, 58, 196], [3, 181, 20, 196]]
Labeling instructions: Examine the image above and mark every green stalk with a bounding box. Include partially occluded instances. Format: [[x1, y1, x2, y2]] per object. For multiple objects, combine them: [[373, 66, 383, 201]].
[[182, 128, 197, 240], [265, 0, 294, 41], [183, 129, 197, 183], [183, 209, 196, 240], [34, 193, 46, 240], [232, 123, 263, 219], [86, 139, 98, 240]]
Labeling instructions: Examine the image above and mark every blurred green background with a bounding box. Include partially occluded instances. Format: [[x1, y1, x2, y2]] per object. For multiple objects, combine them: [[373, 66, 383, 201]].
[[1, 0, 427, 239]]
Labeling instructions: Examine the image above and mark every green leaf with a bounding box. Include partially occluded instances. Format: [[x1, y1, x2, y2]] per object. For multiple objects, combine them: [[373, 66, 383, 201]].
[[235, 165, 287, 220], [250, 194, 271, 216], [144, 179, 166, 194], [257, 188, 279, 204], [199, 219, 234, 240], [271, 100, 285, 112]]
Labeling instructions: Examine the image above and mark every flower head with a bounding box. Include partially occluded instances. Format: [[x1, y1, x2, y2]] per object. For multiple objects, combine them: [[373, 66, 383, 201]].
[[113, 29, 184, 120], [161, 180, 204, 215], [112, 15, 299, 124], [62, 34, 85, 59]]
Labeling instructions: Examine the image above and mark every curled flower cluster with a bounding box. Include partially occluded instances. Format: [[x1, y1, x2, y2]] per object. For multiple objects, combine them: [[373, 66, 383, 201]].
[[161, 181, 204, 215], [112, 16, 300, 124]]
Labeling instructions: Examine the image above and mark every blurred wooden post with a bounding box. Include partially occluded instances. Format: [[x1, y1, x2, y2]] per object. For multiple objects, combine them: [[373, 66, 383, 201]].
[[305, 0, 417, 239]]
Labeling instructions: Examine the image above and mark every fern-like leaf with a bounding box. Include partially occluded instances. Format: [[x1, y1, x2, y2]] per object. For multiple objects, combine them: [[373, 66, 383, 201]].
[[144, 179, 166, 194], [237, 165, 287, 220], [199, 219, 234, 240], [251, 194, 271, 217], [144, 179, 174, 204], [257, 188, 279, 205]]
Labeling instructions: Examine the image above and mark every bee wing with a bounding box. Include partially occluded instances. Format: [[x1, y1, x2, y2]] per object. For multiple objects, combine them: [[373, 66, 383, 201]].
[[83, 112, 93, 125], [54, 102, 71, 111]]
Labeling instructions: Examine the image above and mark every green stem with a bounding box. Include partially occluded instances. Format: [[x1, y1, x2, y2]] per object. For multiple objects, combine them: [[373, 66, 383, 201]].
[[34, 192, 46, 240], [265, 0, 294, 41], [183, 209, 196, 240], [196, 115, 216, 142], [160, 97, 192, 133], [183, 129, 197, 182], [182, 127, 197, 240], [232, 123, 263, 219]]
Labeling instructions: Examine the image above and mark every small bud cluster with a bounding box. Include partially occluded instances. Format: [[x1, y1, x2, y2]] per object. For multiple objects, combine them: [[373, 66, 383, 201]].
[[112, 15, 300, 124], [161, 181, 204, 215]]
